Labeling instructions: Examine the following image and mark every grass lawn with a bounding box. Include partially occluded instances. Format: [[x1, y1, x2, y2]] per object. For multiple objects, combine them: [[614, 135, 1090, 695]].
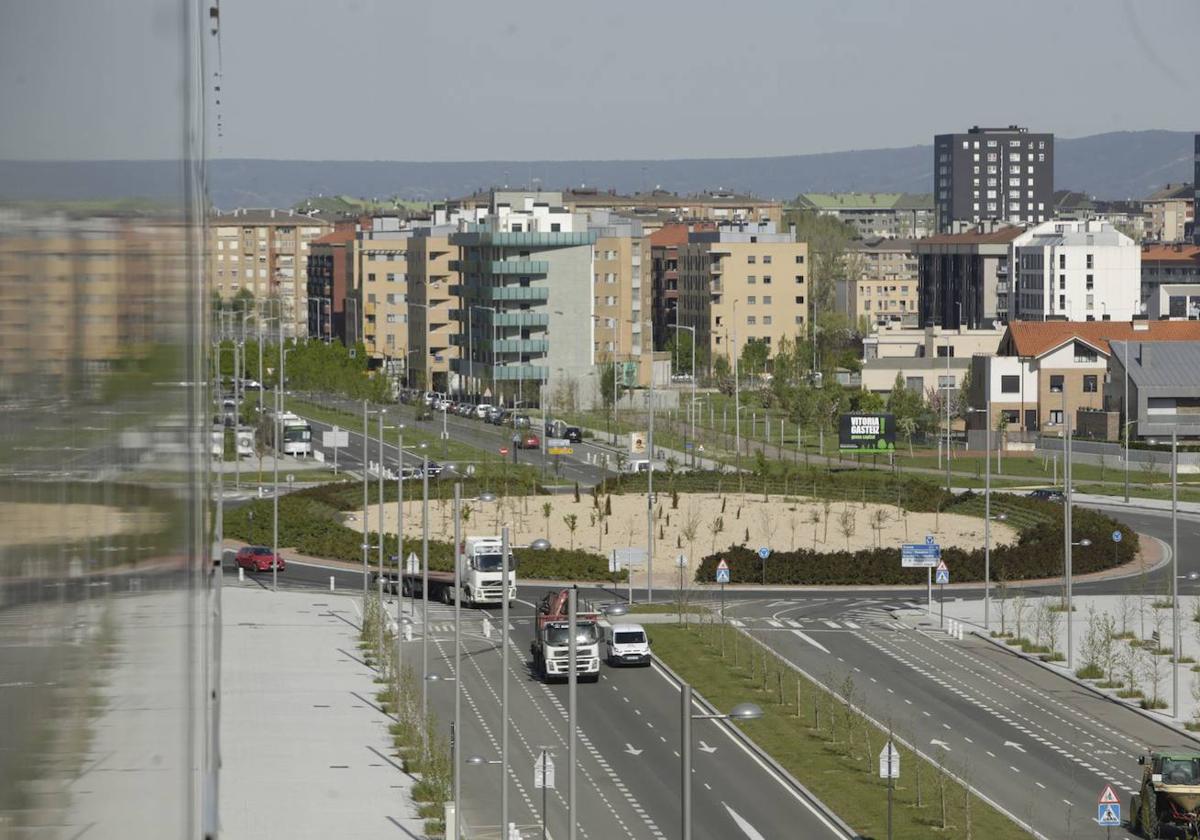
[[652, 622, 1033, 840]]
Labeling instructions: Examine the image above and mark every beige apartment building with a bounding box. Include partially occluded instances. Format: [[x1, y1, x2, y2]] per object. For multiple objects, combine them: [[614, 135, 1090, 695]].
[[839, 238, 920, 327], [1143, 184, 1194, 243], [405, 228, 459, 391], [0, 211, 173, 393], [676, 223, 809, 372], [587, 212, 654, 386], [348, 218, 410, 369], [209, 209, 333, 337]]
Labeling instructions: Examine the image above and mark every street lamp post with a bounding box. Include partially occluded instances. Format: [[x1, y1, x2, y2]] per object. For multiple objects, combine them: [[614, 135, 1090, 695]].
[[680, 684, 762, 840], [1124, 339, 1131, 502], [733, 300, 741, 475], [1172, 430, 1180, 717], [421, 442, 430, 725], [501, 525, 512, 840]]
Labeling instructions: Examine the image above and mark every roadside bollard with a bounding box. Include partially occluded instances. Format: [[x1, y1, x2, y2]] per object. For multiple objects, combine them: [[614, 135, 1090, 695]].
[[482, 618, 492, 639], [330, 576, 335, 591], [404, 623, 413, 642], [238, 567, 244, 582]]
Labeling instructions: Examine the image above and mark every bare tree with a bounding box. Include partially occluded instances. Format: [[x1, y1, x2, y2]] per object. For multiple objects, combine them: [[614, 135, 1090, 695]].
[[1013, 592, 1029, 642], [708, 515, 725, 555], [869, 508, 891, 549], [808, 507, 822, 548], [822, 498, 833, 543], [563, 513, 578, 550], [837, 507, 857, 551]]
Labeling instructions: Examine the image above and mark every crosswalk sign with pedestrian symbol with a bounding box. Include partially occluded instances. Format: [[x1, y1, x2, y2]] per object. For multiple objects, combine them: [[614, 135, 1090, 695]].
[[934, 560, 949, 586], [1097, 783, 1120, 826], [715, 559, 731, 584]]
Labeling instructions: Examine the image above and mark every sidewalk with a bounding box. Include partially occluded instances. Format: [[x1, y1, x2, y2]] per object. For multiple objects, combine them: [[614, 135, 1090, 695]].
[[220, 582, 427, 839]]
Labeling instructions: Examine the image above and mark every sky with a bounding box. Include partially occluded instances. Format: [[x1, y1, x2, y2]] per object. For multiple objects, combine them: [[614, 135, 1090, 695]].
[[1, 0, 1197, 162]]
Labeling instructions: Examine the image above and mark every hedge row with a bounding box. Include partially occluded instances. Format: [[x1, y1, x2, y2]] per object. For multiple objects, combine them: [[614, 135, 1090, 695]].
[[693, 493, 1138, 585], [224, 483, 624, 582], [602, 468, 954, 513]]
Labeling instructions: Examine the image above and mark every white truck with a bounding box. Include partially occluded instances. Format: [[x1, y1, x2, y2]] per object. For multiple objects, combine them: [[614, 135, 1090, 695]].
[[269, 412, 313, 457], [530, 589, 601, 683], [395, 535, 516, 608]]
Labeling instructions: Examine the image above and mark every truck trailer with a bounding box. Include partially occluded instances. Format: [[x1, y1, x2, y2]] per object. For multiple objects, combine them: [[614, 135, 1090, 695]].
[[389, 535, 516, 608]]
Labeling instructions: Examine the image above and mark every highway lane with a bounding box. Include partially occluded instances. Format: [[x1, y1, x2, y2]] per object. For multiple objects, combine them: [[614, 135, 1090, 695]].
[[415, 595, 851, 840], [724, 595, 1195, 839]]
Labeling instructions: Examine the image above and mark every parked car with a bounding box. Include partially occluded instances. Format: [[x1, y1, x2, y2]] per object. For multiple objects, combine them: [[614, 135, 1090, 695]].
[[1027, 488, 1065, 503], [235, 545, 285, 573], [475, 403, 493, 420], [514, 432, 540, 450], [563, 426, 583, 443], [485, 406, 503, 424], [512, 413, 531, 429]]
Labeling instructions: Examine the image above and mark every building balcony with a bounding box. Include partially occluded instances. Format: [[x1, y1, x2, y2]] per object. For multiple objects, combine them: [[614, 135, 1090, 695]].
[[485, 338, 549, 354], [487, 285, 550, 302], [452, 229, 597, 248], [489, 259, 549, 275], [493, 311, 549, 328], [364, 302, 376, 316]]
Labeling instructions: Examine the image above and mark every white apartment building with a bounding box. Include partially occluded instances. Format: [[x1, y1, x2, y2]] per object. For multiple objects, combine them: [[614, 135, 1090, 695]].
[[1011, 219, 1141, 322]]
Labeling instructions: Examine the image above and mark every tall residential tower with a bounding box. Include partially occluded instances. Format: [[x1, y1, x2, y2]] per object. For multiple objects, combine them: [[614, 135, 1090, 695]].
[[933, 126, 1054, 233]]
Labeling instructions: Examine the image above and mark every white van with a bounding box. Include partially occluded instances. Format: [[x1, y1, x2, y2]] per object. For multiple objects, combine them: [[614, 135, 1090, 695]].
[[474, 403, 492, 420], [605, 622, 651, 667]]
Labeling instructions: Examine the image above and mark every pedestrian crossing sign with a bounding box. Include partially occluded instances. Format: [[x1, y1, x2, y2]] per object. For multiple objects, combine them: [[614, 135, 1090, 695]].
[[1096, 802, 1120, 826], [934, 560, 949, 586], [716, 559, 731, 584], [1098, 784, 1120, 805]]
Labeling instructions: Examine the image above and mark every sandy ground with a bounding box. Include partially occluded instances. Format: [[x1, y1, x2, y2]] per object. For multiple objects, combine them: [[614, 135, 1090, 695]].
[[0, 503, 163, 548], [346, 491, 1018, 587]]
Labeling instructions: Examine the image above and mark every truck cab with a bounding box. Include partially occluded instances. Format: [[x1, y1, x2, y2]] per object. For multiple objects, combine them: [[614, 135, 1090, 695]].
[[605, 623, 651, 667], [530, 589, 601, 682], [459, 536, 517, 607]]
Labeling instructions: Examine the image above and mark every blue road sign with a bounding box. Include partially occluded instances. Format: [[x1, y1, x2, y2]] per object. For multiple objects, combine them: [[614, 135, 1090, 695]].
[[1112, 530, 1123, 543], [901, 543, 941, 568], [1097, 803, 1120, 826], [758, 547, 771, 560], [716, 567, 731, 584], [935, 560, 950, 585], [684, 442, 694, 450], [925, 535, 936, 545]]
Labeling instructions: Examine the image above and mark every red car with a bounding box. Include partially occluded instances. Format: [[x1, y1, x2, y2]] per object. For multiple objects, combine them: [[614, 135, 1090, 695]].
[[515, 432, 540, 450], [236, 545, 285, 572]]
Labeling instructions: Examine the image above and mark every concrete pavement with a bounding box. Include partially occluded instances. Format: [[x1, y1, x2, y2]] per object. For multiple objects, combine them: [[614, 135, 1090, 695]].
[[219, 580, 427, 839]]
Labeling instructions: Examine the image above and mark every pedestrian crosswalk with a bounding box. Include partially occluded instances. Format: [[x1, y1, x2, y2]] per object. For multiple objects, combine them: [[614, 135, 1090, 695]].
[[727, 601, 908, 631]]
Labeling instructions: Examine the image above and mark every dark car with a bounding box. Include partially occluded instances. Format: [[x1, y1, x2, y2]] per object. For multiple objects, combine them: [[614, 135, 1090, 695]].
[[563, 426, 583, 443], [1027, 488, 1065, 503], [235, 545, 285, 573]]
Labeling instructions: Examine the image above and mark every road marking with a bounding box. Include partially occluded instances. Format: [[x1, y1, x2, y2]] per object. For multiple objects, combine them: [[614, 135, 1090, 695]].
[[698, 740, 718, 754], [963, 737, 973, 744], [723, 803, 769, 840], [1005, 741, 1026, 753], [785, 619, 803, 628], [1036, 782, 1045, 789], [766, 619, 783, 628], [624, 743, 642, 756], [1010, 766, 1020, 773], [822, 620, 841, 629], [930, 739, 951, 750], [844, 621, 860, 630], [790, 629, 830, 654]]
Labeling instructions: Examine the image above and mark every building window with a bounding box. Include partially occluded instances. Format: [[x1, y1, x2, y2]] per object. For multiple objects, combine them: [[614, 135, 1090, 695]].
[[762, 255, 772, 264], [794, 275, 805, 284], [747, 255, 756, 264], [1059, 254, 1066, 269], [746, 315, 757, 325], [1086, 254, 1094, 269], [763, 316, 772, 325], [762, 295, 772, 305], [1050, 374, 1064, 393], [794, 296, 804, 304], [1049, 409, 1063, 425], [794, 255, 805, 264], [905, 376, 924, 392], [1083, 375, 1098, 393], [747, 276, 756, 284], [747, 296, 757, 305], [938, 375, 954, 388], [1001, 409, 1020, 424], [795, 315, 804, 324], [1001, 375, 1019, 393], [763, 275, 772, 284]]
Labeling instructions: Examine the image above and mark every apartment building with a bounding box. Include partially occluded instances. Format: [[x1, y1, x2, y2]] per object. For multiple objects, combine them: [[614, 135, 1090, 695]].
[[1195, 134, 1200, 244], [839, 238, 920, 327], [0, 211, 169, 395], [405, 221, 459, 392], [1109, 340, 1200, 439], [933, 126, 1053, 233], [586, 211, 653, 387], [967, 319, 1200, 438], [209, 208, 333, 337], [1010, 220, 1141, 322], [306, 229, 354, 342], [793, 193, 935, 239], [349, 217, 410, 370], [675, 222, 808, 371], [1143, 183, 1195, 243], [915, 222, 1022, 329], [449, 191, 596, 408]]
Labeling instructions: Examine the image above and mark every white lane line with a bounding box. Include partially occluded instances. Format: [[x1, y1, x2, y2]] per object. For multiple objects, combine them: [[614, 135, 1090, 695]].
[[844, 621, 860, 630], [723, 803, 769, 840], [822, 620, 841, 629], [766, 619, 783, 628], [785, 619, 803, 628], [730, 619, 746, 627], [1036, 782, 1045, 789], [790, 629, 830, 654]]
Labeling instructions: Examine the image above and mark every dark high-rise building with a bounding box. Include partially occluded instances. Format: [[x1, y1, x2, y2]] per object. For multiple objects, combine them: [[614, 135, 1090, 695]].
[[934, 126, 1054, 233], [1193, 133, 1199, 244]]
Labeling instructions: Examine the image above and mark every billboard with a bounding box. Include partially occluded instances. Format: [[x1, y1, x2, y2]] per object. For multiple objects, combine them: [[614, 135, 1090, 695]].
[[629, 431, 648, 455], [839, 413, 896, 452]]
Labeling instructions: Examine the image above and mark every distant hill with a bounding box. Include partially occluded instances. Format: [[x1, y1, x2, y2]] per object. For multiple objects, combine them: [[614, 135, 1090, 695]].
[[0, 130, 1192, 210]]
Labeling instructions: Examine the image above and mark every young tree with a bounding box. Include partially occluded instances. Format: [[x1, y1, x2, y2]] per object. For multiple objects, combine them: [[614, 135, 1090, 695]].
[[562, 513, 578, 550], [808, 507, 822, 548], [837, 507, 857, 550], [869, 508, 890, 549], [708, 515, 725, 554]]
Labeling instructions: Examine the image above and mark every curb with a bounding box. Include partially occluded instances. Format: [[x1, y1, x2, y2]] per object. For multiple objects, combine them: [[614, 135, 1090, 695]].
[[969, 624, 1200, 747], [650, 651, 861, 840]]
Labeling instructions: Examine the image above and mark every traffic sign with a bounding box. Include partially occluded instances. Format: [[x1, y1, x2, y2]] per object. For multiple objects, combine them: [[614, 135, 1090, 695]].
[[676, 554, 688, 568], [716, 558, 731, 585], [925, 535, 936, 545], [878, 741, 900, 779], [535, 751, 555, 790], [499, 446, 510, 456], [406, 552, 419, 574], [1112, 530, 1122, 543], [901, 543, 941, 568], [1098, 784, 1120, 805], [1096, 803, 1120, 826], [757, 547, 771, 561], [935, 560, 950, 586]]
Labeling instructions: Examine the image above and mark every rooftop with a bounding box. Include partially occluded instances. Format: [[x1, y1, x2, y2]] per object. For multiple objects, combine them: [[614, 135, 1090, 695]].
[[1003, 320, 1200, 358], [794, 192, 934, 212], [211, 208, 336, 226], [918, 225, 1025, 247], [1143, 183, 1194, 202], [1111, 340, 1200, 388], [310, 229, 355, 246], [1141, 243, 1200, 263]]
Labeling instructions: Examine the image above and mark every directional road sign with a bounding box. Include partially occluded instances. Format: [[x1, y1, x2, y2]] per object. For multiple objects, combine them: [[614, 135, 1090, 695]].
[[716, 559, 731, 585], [935, 560, 950, 586], [610, 547, 647, 573], [322, 427, 349, 448], [675, 553, 688, 568], [1112, 530, 1123, 543], [757, 547, 771, 561], [901, 542, 942, 568]]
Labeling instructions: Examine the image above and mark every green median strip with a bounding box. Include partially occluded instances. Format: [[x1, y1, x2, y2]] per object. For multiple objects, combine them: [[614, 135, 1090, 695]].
[[650, 621, 1034, 840]]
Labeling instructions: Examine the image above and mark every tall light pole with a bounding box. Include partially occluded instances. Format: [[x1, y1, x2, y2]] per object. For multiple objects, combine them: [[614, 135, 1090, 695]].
[[362, 399, 370, 599], [1172, 429, 1180, 717], [1124, 338, 1131, 503], [732, 299, 741, 475], [646, 317, 656, 604], [420, 442, 430, 724], [377, 410, 385, 584], [669, 324, 696, 467], [501, 526, 512, 840], [396, 423, 405, 618], [681, 685, 762, 840], [567, 585, 577, 840]]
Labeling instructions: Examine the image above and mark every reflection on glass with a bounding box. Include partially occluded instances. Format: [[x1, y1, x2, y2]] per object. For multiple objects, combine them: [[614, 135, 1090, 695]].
[[0, 1, 212, 837]]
